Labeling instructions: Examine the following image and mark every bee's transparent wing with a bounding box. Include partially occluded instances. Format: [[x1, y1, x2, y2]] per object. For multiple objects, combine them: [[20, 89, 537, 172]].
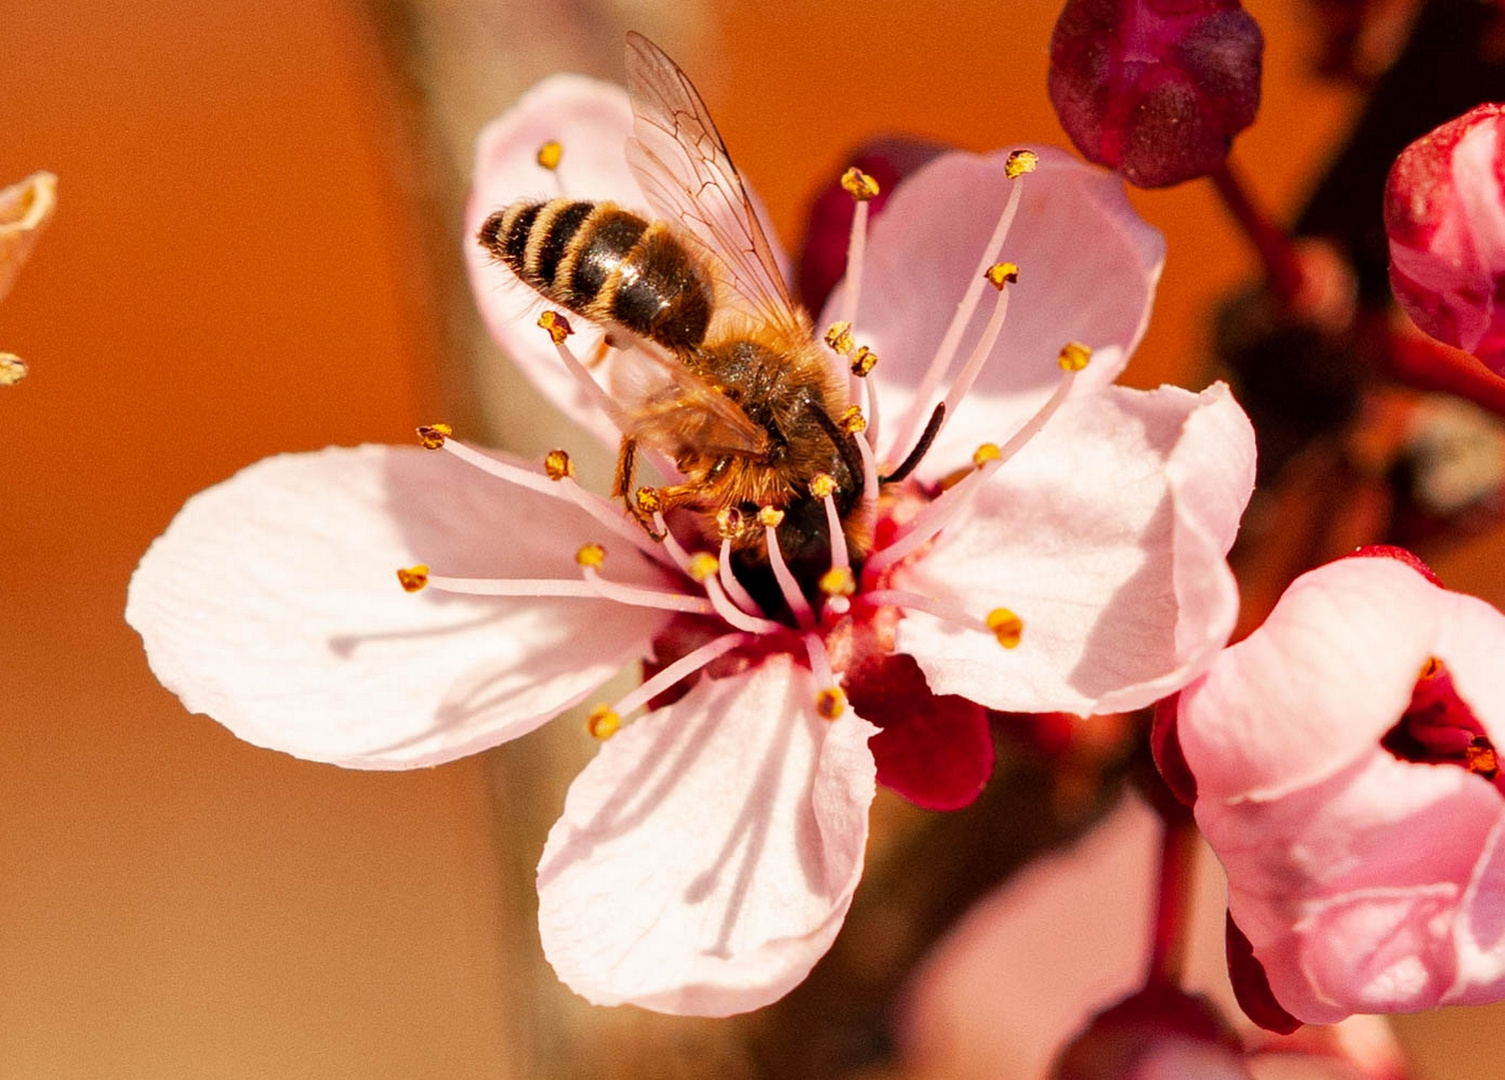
[[609, 338, 770, 458], [623, 32, 810, 344]]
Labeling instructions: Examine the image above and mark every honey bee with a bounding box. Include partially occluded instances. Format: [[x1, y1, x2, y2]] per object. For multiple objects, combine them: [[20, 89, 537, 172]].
[[478, 33, 869, 598]]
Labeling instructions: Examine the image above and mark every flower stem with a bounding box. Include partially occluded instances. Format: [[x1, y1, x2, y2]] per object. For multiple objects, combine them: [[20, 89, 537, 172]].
[[1148, 803, 1199, 988], [1209, 162, 1305, 308]]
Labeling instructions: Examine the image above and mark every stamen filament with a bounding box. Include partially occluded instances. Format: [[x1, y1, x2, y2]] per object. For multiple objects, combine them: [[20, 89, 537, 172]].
[[763, 512, 816, 629], [868, 364, 1078, 573], [861, 588, 990, 632], [581, 566, 713, 616], [804, 633, 847, 719], [608, 631, 750, 719], [656, 513, 780, 634], [854, 424, 880, 512], [935, 267, 1014, 440], [718, 537, 764, 615], [425, 575, 604, 598], [842, 199, 871, 406], [888, 167, 1028, 458]]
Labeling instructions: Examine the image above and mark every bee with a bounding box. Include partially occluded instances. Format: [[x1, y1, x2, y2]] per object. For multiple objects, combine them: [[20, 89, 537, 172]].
[[478, 32, 869, 599]]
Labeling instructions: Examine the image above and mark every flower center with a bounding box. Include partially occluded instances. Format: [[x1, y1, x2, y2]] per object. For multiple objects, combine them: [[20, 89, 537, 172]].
[[1381, 657, 1503, 793]]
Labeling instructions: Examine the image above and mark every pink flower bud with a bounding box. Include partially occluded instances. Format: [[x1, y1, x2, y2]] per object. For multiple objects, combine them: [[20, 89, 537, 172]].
[[1386, 104, 1505, 374], [1048, 0, 1264, 188]]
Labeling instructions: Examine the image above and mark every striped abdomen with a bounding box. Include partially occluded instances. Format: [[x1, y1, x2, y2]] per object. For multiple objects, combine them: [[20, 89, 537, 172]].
[[479, 199, 713, 351]]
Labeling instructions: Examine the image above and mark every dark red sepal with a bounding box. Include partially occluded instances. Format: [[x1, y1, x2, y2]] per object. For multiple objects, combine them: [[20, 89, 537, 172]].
[[1344, 543, 1443, 586], [1225, 911, 1302, 1035], [1150, 693, 1198, 807], [845, 652, 993, 811]]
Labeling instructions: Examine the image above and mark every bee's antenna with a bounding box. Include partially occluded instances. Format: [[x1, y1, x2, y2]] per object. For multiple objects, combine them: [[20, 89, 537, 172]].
[[880, 402, 945, 485], [806, 396, 868, 498]]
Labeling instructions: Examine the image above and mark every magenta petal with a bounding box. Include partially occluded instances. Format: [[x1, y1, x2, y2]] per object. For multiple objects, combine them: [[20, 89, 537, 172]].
[[464, 75, 644, 447], [845, 652, 993, 811], [823, 147, 1164, 477], [126, 445, 673, 768], [536, 654, 877, 1016]]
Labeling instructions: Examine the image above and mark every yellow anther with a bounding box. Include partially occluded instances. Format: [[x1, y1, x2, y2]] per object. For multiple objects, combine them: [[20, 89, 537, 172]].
[[850, 345, 878, 377], [1420, 656, 1442, 680], [986, 607, 1024, 649], [985, 262, 1019, 290], [1057, 341, 1093, 371], [687, 552, 720, 582], [819, 566, 856, 598], [396, 564, 430, 593], [0, 354, 27, 386], [815, 686, 847, 720], [824, 320, 856, 356], [716, 506, 745, 539], [544, 449, 574, 481], [416, 423, 453, 450], [1467, 739, 1500, 778], [536, 140, 563, 170], [586, 705, 620, 740], [634, 486, 662, 513], [575, 542, 606, 569], [538, 309, 574, 345], [838, 405, 867, 435], [759, 506, 786, 528], [809, 473, 838, 499], [840, 166, 881, 201], [1005, 149, 1039, 179], [973, 443, 1001, 467]]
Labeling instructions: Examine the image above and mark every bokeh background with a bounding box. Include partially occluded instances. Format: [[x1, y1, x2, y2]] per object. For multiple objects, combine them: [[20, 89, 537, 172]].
[[3, 0, 1503, 1075]]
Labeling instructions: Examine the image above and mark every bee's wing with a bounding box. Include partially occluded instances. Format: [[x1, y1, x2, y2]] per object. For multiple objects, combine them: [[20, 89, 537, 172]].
[[610, 340, 771, 458], [623, 32, 810, 344]]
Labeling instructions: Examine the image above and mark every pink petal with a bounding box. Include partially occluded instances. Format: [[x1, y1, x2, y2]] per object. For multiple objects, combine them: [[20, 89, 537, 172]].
[[824, 147, 1164, 476], [1180, 558, 1466, 802], [463, 75, 644, 446], [0, 171, 55, 303], [126, 444, 673, 768], [536, 654, 877, 1016], [893, 382, 1253, 715]]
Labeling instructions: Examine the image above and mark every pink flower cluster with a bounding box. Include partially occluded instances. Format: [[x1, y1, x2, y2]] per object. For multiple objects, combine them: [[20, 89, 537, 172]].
[[128, 68, 1256, 1014]]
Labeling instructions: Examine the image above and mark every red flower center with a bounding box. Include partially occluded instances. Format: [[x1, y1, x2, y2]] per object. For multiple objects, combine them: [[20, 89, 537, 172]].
[[1381, 657, 1503, 793]]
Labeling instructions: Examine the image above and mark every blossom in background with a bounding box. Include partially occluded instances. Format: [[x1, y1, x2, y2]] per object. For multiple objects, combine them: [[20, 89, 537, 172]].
[[1048, 0, 1264, 188], [130, 65, 1256, 1015], [1386, 103, 1505, 375], [0, 171, 57, 385], [1172, 549, 1505, 1029]]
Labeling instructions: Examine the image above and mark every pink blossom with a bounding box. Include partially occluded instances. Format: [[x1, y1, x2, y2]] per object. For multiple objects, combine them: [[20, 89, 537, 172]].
[[129, 69, 1256, 1015], [0, 171, 56, 385], [1175, 551, 1505, 1027], [1386, 103, 1505, 375]]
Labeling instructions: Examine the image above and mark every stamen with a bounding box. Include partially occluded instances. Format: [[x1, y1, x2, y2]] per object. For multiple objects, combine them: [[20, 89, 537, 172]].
[[601, 631, 750, 722], [935, 260, 1020, 440], [762, 506, 816, 629], [987, 607, 1024, 648], [536, 140, 563, 171], [652, 512, 779, 633], [824, 321, 856, 356], [544, 448, 574, 480], [0, 354, 27, 386], [436, 435, 673, 566], [396, 564, 429, 592], [587, 705, 619, 740], [868, 360, 1082, 573], [852, 424, 881, 528], [717, 537, 763, 615], [417, 423, 453, 450], [887, 153, 1032, 458], [862, 589, 1021, 648], [580, 565, 713, 616], [422, 574, 604, 599], [838, 405, 867, 435], [576, 543, 605, 568], [841, 166, 881, 201], [850, 345, 878, 377], [538, 311, 636, 435], [802, 632, 847, 719]]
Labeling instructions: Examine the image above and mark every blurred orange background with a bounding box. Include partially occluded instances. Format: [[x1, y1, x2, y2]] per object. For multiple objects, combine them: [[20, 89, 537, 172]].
[[1, 0, 1498, 1076]]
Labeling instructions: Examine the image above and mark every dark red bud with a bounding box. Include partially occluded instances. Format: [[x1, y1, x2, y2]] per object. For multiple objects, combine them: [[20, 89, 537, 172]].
[[1051, 983, 1246, 1079], [798, 137, 947, 313], [1225, 911, 1302, 1035], [1343, 543, 1443, 586], [1048, 0, 1264, 188]]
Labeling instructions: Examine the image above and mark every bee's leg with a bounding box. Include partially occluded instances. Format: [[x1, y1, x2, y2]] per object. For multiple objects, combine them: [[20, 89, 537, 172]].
[[643, 456, 731, 518], [613, 438, 665, 539]]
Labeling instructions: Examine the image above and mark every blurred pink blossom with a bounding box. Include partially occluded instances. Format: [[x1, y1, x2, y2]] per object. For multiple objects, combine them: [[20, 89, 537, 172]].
[[129, 70, 1256, 1016], [1386, 103, 1505, 374], [0, 171, 56, 385]]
